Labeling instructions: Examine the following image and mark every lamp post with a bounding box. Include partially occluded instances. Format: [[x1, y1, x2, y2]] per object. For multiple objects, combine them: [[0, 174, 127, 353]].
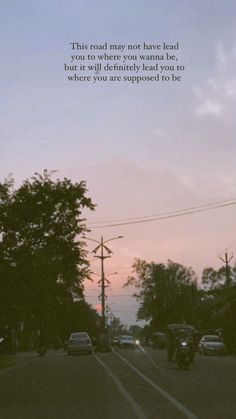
[[84, 235, 123, 330]]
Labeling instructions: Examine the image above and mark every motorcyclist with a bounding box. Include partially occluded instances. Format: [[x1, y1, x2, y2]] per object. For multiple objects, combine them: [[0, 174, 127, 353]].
[[174, 329, 198, 362], [174, 330, 189, 357]]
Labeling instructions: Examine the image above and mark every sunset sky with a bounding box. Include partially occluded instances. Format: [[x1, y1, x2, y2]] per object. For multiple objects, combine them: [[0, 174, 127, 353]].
[[1, 0, 236, 326]]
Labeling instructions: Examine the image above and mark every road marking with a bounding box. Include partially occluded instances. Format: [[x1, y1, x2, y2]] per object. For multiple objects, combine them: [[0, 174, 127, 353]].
[[94, 354, 147, 419], [139, 345, 167, 377], [113, 349, 199, 419]]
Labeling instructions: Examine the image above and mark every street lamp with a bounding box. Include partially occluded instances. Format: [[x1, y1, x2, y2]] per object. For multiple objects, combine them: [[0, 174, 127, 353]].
[[84, 235, 123, 329]]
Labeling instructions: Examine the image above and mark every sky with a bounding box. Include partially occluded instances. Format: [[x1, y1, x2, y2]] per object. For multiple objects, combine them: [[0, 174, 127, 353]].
[[1, 0, 236, 326]]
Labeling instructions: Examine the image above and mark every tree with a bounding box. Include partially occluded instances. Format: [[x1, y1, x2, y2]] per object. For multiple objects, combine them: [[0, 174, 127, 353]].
[[0, 170, 95, 338], [124, 258, 199, 330], [201, 266, 236, 291], [128, 324, 142, 338], [199, 265, 236, 352], [59, 300, 101, 340], [109, 316, 127, 337]]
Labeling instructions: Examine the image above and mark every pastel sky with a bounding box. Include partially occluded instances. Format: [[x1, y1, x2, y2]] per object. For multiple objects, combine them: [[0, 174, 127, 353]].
[[1, 1, 236, 326]]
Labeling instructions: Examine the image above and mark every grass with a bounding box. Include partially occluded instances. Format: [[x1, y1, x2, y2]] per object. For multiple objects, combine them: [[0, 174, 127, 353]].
[[0, 354, 16, 370]]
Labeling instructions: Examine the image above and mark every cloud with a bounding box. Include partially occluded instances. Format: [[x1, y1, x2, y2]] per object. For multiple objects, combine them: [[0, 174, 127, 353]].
[[195, 96, 223, 117], [193, 43, 236, 119]]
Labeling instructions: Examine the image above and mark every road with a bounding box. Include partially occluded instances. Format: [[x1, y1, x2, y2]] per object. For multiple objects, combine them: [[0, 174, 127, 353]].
[[0, 346, 235, 419]]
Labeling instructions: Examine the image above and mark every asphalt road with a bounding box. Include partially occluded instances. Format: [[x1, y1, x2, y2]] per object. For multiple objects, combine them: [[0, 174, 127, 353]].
[[0, 346, 235, 419]]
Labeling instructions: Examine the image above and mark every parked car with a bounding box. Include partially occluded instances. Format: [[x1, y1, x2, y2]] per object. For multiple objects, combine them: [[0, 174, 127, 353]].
[[198, 335, 226, 355], [118, 335, 137, 349], [67, 332, 93, 355]]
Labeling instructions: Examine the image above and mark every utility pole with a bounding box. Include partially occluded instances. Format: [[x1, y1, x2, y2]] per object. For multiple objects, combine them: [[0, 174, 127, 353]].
[[94, 236, 112, 330], [219, 252, 233, 286], [84, 235, 123, 330]]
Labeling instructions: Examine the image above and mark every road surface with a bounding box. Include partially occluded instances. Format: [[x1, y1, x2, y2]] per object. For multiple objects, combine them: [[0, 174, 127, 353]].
[[0, 346, 235, 418]]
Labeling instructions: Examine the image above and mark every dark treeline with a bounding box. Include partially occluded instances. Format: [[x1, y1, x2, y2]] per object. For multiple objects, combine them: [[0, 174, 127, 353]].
[[0, 170, 100, 351], [125, 258, 236, 353]]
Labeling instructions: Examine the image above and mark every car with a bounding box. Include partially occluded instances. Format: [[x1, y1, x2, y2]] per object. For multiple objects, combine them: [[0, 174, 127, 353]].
[[67, 332, 93, 355], [198, 335, 226, 356], [118, 335, 138, 349]]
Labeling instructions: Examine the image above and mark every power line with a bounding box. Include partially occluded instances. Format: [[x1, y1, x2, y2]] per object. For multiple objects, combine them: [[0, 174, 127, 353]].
[[87, 199, 236, 229], [88, 197, 236, 226]]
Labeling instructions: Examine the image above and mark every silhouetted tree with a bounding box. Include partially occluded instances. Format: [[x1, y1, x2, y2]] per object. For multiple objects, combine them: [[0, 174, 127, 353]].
[[124, 258, 199, 330], [109, 316, 126, 338], [0, 170, 95, 338], [201, 265, 236, 291], [199, 265, 236, 352]]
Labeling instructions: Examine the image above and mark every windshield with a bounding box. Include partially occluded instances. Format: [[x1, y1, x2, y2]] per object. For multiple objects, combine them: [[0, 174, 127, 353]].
[[121, 336, 134, 341], [204, 336, 221, 342]]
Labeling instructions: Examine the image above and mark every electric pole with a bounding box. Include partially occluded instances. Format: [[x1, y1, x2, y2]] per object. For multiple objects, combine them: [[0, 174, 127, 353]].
[[94, 236, 112, 329], [219, 251, 233, 286], [84, 235, 123, 330]]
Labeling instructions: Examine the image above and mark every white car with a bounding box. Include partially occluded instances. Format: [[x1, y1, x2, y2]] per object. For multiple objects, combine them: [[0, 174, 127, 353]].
[[118, 335, 137, 349], [67, 332, 93, 355], [198, 335, 226, 355]]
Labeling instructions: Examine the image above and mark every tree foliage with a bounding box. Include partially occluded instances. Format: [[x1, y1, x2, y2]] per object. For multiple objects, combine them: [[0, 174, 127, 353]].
[[108, 316, 127, 337], [0, 170, 95, 337], [124, 258, 199, 330], [199, 265, 236, 351], [201, 265, 236, 291]]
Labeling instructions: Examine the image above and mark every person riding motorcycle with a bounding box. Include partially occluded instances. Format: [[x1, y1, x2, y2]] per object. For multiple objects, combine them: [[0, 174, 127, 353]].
[[167, 324, 196, 362], [174, 330, 188, 354], [174, 329, 196, 363], [172, 330, 191, 368]]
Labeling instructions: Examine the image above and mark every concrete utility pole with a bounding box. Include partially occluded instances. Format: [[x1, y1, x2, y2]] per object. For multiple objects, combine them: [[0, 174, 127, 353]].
[[219, 252, 233, 286], [84, 235, 123, 330], [94, 236, 112, 329]]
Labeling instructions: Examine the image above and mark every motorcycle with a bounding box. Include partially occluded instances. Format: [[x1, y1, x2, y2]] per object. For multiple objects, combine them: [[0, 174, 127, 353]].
[[174, 339, 192, 370], [166, 324, 197, 367]]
